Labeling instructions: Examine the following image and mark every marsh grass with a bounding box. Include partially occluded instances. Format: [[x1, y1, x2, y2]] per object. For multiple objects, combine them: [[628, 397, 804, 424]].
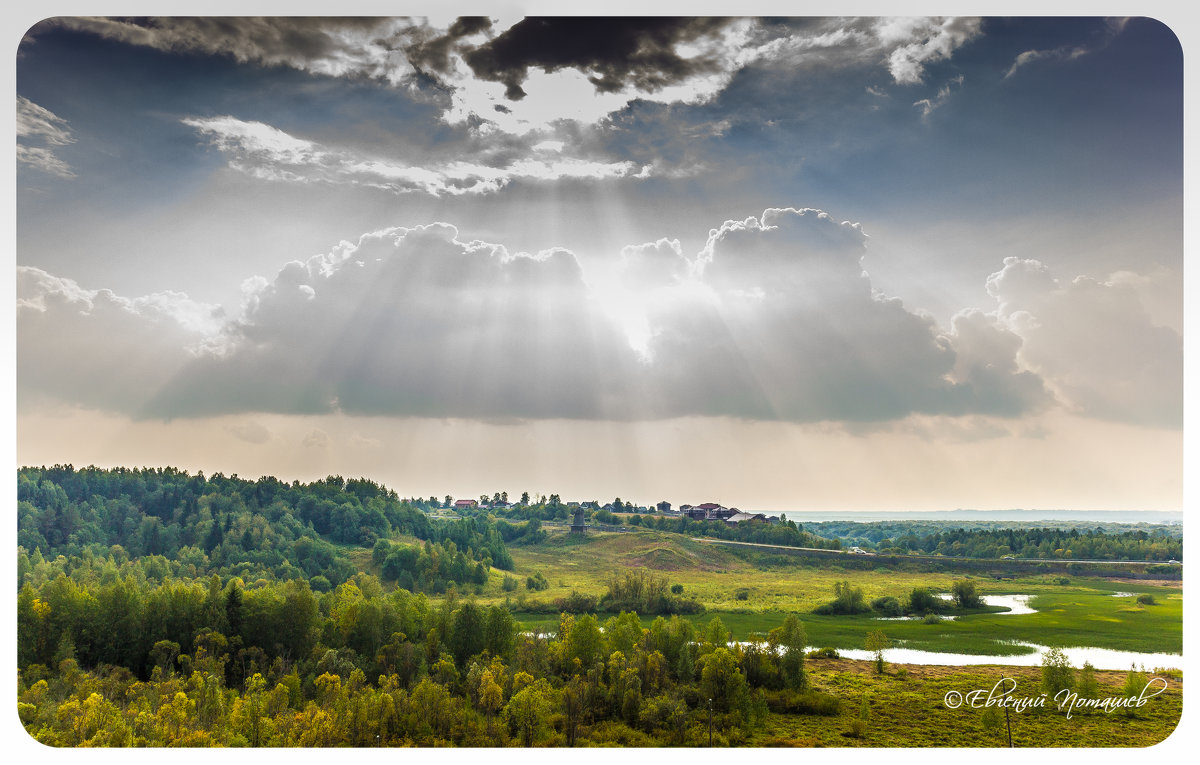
[[750, 660, 1183, 747], [480, 529, 1182, 654], [387, 527, 1180, 656]]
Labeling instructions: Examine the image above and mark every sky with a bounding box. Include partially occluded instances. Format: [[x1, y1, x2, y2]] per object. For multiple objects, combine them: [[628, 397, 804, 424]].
[[11, 9, 1187, 512]]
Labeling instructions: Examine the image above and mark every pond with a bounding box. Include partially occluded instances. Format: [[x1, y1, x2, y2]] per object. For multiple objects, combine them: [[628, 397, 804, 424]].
[[875, 593, 1036, 621], [829, 643, 1183, 672], [847, 593, 1180, 670]]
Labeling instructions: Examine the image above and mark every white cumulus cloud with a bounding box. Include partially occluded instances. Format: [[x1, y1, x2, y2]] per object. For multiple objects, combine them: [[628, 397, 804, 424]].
[[30, 213, 1163, 429], [986, 257, 1181, 427]]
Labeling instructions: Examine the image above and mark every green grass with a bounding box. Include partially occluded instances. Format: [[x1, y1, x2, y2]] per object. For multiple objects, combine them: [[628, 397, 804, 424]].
[[408, 526, 1181, 657], [749, 660, 1182, 747]]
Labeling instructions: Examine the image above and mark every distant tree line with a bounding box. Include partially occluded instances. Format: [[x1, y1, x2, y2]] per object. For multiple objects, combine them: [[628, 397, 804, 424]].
[[807, 521, 1181, 562]]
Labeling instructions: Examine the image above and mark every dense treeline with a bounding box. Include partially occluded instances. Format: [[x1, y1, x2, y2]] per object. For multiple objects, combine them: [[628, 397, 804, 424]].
[[807, 521, 1182, 561], [17, 466, 512, 592], [17, 551, 816, 746]]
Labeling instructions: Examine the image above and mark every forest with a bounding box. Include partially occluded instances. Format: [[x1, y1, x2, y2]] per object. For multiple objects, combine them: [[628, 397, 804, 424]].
[[17, 465, 512, 593], [18, 551, 810, 746]]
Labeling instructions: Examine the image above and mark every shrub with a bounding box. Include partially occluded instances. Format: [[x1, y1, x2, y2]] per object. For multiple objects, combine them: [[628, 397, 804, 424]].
[[554, 591, 599, 613], [819, 580, 870, 615], [806, 647, 840, 659], [870, 596, 902, 617], [922, 613, 943, 624], [1136, 593, 1157, 606], [735, 588, 750, 601], [600, 569, 702, 615], [502, 575, 518, 592], [951, 579, 982, 609], [1121, 668, 1149, 717], [864, 630, 890, 674], [764, 689, 842, 716], [1041, 647, 1075, 695], [907, 587, 941, 615], [526, 571, 550, 591], [1077, 661, 1098, 702]]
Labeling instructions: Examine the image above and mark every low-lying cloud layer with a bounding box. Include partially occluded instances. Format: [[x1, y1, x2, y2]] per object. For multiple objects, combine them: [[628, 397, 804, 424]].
[[17, 209, 1179, 428]]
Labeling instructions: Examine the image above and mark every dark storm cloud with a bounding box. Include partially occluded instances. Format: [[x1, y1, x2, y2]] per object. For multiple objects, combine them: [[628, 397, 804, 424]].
[[28, 17, 440, 86], [36, 16, 384, 66], [463, 17, 736, 100], [404, 16, 492, 76]]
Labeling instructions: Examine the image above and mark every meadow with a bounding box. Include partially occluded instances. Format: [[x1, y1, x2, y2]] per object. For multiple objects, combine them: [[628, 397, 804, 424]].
[[748, 659, 1183, 747], [466, 528, 1182, 656]]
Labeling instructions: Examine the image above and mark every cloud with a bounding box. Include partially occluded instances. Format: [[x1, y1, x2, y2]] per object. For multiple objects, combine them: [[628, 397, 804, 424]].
[[986, 257, 1182, 427], [913, 74, 964, 118], [944, 309, 1051, 417], [227, 421, 272, 444], [34, 17, 431, 86], [16, 96, 75, 177], [31, 17, 984, 142], [183, 115, 643, 194], [303, 429, 329, 448], [640, 208, 1048, 422], [18, 212, 1096, 428], [17, 267, 222, 414], [1004, 18, 1130, 79], [144, 223, 636, 420], [882, 17, 981, 84], [462, 18, 741, 100], [618, 238, 691, 288]]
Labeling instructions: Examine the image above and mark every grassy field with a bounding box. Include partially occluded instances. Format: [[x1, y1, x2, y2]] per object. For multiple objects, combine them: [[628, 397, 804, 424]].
[[362, 526, 1181, 657], [474, 528, 1182, 656], [749, 658, 1183, 747]]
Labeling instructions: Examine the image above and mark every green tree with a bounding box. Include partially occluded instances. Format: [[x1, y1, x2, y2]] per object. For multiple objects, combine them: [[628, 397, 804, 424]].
[[1120, 666, 1149, 718], [449, 601, 486, 666], [1041, 647, 1075, 696], [864, 630, 890, 674], [479, 669, 504, 734], [951, 579, 982, 609], [908, 587, 940, 615], [564, 614, 604, 669], [698, 646, 750, 719], [504, 679, 554, 746], [483, 605, 516, 660], [770, 614, 807, 690]]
